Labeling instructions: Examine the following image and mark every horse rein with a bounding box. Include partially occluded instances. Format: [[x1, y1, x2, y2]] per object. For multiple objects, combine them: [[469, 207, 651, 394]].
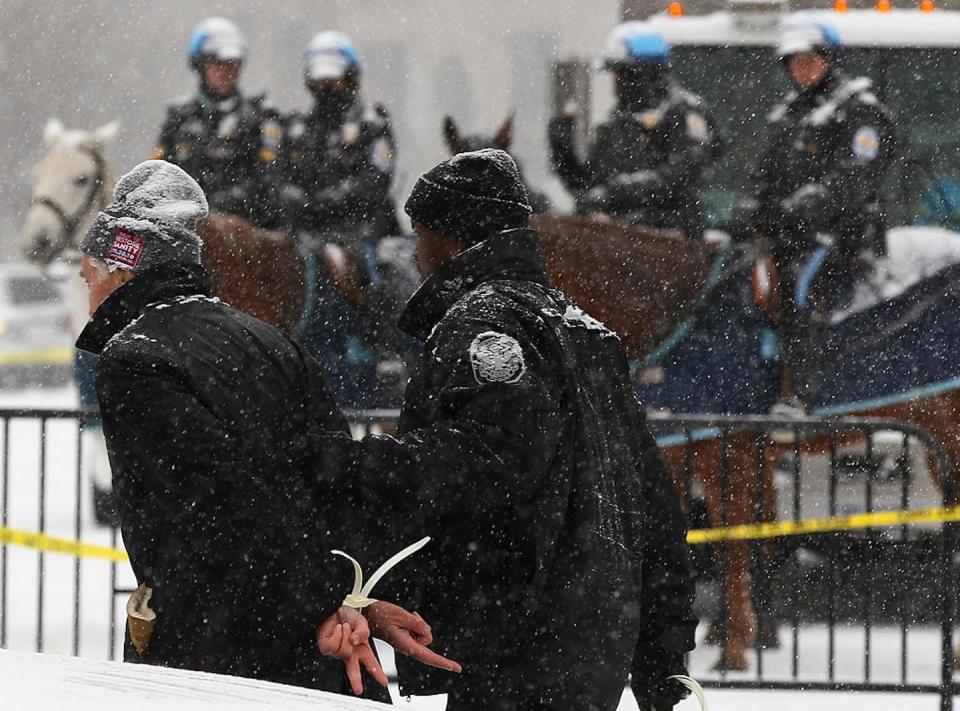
[[31, 145, 109, 250]]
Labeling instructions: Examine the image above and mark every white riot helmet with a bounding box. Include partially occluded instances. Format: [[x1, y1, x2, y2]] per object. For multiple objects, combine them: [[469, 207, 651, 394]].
[[776, 15, 843, 60], [601, 21, 671, 70], [304, 31, 361, 82], [188, 17, 247, 69]]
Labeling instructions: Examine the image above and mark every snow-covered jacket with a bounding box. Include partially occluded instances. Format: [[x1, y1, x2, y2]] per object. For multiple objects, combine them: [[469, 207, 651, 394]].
[[75, 262, 358, 692], [314, 229, 696, 709]]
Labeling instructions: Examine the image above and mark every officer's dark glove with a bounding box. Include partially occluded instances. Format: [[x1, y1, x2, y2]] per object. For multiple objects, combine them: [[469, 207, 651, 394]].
[[633, 649, 691, 711], [780, 183, 836, 232], [208, 186, 250, 219], [640, 677, 692, 711], [547, 115, 576, 154], [576, 185, 611, 215], [608, 170, 665, 207], [730, 196, 762, 242]]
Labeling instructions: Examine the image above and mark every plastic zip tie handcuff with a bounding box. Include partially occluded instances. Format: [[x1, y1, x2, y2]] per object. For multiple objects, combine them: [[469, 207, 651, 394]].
[[332, 536, 431, 609]]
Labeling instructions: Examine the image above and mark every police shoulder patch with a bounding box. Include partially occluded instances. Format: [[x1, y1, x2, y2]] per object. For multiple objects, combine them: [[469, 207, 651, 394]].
[[469, 331, 526, 385], [852, 125, 880, 160], [686, 112, 710, 142], [371, 136, 394, 173]]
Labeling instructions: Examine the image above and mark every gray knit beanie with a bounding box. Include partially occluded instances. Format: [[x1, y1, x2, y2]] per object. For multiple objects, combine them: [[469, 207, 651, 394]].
[[80, 160, 208, 272]]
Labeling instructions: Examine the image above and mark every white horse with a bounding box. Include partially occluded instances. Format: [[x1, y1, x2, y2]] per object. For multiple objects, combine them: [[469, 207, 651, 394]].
[[20, 119, 119, 524], [21, 119, 119, 332]]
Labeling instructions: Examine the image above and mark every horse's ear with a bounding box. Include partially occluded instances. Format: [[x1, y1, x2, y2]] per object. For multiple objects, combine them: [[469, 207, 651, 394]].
[[443, 115, 462, 155], [494, 112, 514, 151], [92, 121, 120, 149], [43, 118, 65, 147]]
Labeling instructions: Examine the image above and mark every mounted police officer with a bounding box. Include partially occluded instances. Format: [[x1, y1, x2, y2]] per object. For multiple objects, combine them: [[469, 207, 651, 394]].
[[152, 17, 283, 227], [750, 17, 895, 415], [278, 32, 404, 399], [278, 31, 399, 258], [549, 22, 720, 239]]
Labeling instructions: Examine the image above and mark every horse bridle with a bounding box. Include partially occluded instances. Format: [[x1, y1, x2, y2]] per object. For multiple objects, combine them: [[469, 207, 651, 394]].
[[31, 145, 108, 250]]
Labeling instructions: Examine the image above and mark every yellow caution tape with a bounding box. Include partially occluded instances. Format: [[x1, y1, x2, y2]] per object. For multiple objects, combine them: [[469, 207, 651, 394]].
[[2, 505, 959, 562], [0, 526, 128, 562], [0, 347, 74, 366], [687, 504, 960, 544]]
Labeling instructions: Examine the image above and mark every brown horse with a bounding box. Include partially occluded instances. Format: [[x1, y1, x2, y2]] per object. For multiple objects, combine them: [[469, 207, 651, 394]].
[[197, 213, 305, 333]]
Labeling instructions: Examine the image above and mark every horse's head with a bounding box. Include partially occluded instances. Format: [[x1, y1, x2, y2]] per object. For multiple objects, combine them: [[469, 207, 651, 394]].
[[21, 119, 118, 266], [442, 113, 513, 155]]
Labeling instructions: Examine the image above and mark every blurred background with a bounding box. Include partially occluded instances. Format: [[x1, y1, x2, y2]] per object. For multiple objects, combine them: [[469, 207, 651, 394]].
[[7, 0, 958, 260]]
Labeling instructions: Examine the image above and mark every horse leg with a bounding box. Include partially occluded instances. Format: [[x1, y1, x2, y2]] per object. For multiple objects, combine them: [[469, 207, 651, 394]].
[[717, 440, 760, 670], [696, 439, 757, 670], [751, 441, 782, 649]]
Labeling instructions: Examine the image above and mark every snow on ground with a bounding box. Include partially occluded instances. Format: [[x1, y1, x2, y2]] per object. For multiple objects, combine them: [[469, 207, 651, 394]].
[[0, 384, 952, 709], [1, 648, 389, 711], [1, 646, 943, 711]]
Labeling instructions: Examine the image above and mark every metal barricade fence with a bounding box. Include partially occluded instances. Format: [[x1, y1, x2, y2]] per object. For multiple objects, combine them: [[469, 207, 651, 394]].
[[646, 414, 958, 711], [0, 407, 956, 708]]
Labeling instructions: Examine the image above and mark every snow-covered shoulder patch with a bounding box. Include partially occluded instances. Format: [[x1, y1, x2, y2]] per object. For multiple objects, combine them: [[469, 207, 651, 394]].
[[0, 649, 390, 711]]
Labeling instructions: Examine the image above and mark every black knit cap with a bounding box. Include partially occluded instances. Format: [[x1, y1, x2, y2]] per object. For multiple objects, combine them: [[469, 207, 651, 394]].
[[404, 148, 532, 246]]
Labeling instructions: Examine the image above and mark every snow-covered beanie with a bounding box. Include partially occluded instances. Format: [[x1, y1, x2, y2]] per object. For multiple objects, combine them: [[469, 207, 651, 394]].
[[80, 160, 208, 273], [404, 149, 532, 246]]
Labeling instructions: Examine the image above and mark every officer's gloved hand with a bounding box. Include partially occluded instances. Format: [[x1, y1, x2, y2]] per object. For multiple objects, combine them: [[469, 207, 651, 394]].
[[780, 183, 835, 232], [633, 650, 691, 711], [730, 196, 762, 242], [576, 184, 611, 215], [641, 677, 692, 711], [548, 114, 576, 154], [608, 170, 665, 206], [208, 186, 249, 218]]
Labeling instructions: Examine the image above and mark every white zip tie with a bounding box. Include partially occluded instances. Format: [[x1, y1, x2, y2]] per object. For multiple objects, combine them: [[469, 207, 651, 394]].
[[668, 675, 708, 711], [332, 536, 431, 609]]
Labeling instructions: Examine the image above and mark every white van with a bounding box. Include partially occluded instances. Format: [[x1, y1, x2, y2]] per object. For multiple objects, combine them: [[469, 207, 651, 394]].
[[0, 262, 73, 389]]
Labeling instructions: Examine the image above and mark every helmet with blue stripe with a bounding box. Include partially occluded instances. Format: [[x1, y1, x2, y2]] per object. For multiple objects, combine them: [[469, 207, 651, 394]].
[[777, 15, 843, 60], [188, 17, 247, 70], [305, 32, 361, 82], [602, 22, 671, 70]]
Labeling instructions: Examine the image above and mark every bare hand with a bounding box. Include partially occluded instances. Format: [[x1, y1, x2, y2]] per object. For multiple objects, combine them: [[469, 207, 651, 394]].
[[365, 601, 462, 673], [317, 606, 389, 696]]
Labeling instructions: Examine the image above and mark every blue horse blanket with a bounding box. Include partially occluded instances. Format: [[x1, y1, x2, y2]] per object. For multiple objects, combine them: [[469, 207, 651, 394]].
[[634, 227, 960, 416]]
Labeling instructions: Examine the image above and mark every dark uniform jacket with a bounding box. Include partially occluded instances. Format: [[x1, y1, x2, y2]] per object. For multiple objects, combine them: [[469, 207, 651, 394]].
[[752, 72, 895, 258], [76, 262, 353, 690], [153, 92, 283, 226], [551, 83, 720, 239], [279, 100, 398, 245], [315, 229, 696, 709]]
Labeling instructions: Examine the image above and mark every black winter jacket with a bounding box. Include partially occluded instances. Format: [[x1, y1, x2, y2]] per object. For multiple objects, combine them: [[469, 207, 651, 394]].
[[550, 83, 721, 239], [752, 71, 895, 258], [76, 262, 355, 690], [316, 230, 696, 709], [278, 100, 399, 244], [153, 91, 283, 226]]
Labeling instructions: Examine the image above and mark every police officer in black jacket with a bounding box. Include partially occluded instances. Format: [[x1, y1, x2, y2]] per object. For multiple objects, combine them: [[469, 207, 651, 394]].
[[152, 18, 283, 227], [75, 160, 458, 697], [278, 31, 398, 254], [316, 149, 698, 710], [549, 22, 720, 239], [750, 17, 895, 414]]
